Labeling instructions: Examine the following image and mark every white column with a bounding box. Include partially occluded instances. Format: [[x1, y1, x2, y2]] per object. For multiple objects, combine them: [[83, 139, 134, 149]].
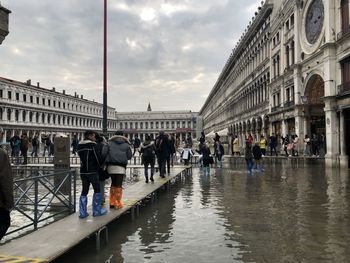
[[324, 98, 339, 165], [339, 110, 348, 167], [2, 130, 6, 143]]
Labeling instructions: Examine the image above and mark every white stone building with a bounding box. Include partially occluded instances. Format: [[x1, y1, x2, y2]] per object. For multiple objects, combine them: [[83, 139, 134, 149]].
[[200, 0, 350, 167], [116, 104, 200, 142], [0, 77, 118, 142]]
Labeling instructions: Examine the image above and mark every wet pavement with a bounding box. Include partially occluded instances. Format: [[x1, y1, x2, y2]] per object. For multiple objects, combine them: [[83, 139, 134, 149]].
[[53, 159, 350, 262]]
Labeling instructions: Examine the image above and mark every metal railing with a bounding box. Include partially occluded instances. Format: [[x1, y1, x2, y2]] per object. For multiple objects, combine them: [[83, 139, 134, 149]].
[[338, 82, 350, 95], [7, 168, 77, 238]]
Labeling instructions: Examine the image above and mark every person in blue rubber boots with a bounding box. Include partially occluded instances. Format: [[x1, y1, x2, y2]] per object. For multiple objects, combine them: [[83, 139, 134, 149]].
[[77, 130, 107, 218]]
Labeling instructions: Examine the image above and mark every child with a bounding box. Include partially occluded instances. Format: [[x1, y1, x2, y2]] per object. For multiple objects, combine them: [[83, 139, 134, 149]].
[[181, 144, 194, 165]]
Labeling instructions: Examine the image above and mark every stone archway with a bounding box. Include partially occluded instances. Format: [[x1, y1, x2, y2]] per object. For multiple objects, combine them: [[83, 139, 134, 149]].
[[304, 74, 325, 136]]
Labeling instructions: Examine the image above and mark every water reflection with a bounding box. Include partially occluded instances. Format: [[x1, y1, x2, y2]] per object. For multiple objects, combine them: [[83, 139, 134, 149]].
[[55, 160, 350, 263]]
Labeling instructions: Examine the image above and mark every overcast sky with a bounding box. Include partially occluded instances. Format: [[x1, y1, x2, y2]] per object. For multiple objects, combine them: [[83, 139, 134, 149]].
[[0, 0, 261, 112]]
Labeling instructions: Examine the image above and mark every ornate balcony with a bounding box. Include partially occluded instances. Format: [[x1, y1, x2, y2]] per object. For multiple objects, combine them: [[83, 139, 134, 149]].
[[337, 26, 350, 41], [338, 82, 350, 96]]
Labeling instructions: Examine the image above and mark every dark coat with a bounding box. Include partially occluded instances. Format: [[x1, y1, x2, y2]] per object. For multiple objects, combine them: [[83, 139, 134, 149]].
[[0, 148, 14, 210], [140, 141, 156, 163], [77, 140, 101, 174], [252, 145, 263, 160], [155, 134, 170, 160]]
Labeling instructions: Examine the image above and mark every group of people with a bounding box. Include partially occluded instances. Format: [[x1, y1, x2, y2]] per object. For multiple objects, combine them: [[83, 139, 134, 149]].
[[77, 130, 132, 218]]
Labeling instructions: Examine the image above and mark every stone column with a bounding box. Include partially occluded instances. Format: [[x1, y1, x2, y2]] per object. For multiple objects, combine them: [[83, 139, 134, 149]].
[[2, 107, 7, 121], [339, 110, 348, 167], [324, 98, 339, 166], [2, 130, 6, 143]]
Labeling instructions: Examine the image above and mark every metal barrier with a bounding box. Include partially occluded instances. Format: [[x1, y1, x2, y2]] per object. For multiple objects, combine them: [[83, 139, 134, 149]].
[[7, 167, 77, 237]]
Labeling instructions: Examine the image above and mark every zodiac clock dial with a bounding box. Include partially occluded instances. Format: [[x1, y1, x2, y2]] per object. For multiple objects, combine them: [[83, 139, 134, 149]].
[[305, 0, 324, 44]]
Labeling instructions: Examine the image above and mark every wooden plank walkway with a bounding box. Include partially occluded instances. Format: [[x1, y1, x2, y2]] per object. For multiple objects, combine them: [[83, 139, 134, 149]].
[[0, 166, 191, 263]]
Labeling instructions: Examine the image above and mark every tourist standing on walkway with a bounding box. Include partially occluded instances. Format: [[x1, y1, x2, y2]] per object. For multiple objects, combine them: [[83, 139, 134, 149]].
[[244, 141, 254, 175], [186, 132, 193, 148], [253, 142, 264, 171], [269, 133, 278, 156], [71, 135, 79, 156], [232, 135, 240, 156], [140, 135, 156, 183], [175, 135, 181, 155], [259, 135, 267, 156], [201, 142, 212, 176], [103, 131, 132, 209], [0, 128, 14, 241], [43, 136, 51, 157], [133, 135, 141, 156], [77, 130, 107, 218], [11, 134, 21, 164], [31, 135, 39, 157], [169, 133, 176, 167], [155, 131, 170, 178], [20, 133, 29, 165], [214, 139, 224, 168]]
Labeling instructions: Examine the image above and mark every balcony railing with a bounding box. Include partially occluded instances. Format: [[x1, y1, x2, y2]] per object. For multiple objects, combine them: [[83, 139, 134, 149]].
[[284, 100, 294, 108], [338, 82, 350, 95], [337, 26, 350, 40]]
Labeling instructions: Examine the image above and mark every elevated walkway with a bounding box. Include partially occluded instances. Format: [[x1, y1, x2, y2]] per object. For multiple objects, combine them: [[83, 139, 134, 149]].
[[0, 166, 191, 262]]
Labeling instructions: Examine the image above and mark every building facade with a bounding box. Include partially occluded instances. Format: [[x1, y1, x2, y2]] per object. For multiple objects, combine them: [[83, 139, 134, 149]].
[[0, 77, 118, 142], [0, 77, 200, 144], [116, 107, 200, 142], [200, 0, 350, 167]]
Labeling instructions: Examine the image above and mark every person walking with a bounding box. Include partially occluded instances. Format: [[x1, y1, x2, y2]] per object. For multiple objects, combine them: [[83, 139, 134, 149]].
[[140, 135, 156, 183], [253, 142, 264, 171], [0, 128, 14, 241], [20, 133, 29, 165], [269, 133, 278, 156], [169, 133, 176, 167], [11, 134, 21, 164], [201, 142, 212, 176], [71, 135, 79, 156], [232, 135, 240, 156], [77, 130, 107, 218], [133, 135, 141, 156], [155, 131, 170, 178], [259, 135, 267, 156], [244, 141, 254, 175], [31, 135, 39, 157], [303, 135, 311, 156], [102, 131, 132, 209], [214, 139, 224, 168], [181, 144, 194, 165]]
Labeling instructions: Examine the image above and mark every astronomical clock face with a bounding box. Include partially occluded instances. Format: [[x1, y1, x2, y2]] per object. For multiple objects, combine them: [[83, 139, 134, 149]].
[[305, 0, 324, 44]]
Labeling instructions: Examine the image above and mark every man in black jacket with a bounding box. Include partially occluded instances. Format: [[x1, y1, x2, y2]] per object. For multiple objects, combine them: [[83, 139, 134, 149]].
[[77, 130, 107, 218], [0, 128, 14, 240]]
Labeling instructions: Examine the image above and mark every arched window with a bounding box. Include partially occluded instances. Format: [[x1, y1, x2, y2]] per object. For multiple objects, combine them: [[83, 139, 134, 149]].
[[341, 0, 349, 32]]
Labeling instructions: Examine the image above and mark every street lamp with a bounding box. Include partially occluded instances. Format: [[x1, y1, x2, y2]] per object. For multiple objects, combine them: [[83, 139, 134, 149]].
[[102, 0, 108, 136]]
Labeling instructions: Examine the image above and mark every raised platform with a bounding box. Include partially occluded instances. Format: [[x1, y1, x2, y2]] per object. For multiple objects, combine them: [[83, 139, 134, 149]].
[[0, 166, 191, 262]]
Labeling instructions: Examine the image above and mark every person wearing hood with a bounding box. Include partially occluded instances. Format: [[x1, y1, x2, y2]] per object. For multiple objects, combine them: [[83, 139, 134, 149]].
[[0, 128, 14, 240], [77, 130, 107, 218], [102, 130, 132, 209], [140, 135, 156, 183]]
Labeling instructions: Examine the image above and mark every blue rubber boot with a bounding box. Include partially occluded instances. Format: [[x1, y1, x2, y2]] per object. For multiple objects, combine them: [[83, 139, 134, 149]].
[[79, 196, 89, 219], [93, 193, 108, 217]]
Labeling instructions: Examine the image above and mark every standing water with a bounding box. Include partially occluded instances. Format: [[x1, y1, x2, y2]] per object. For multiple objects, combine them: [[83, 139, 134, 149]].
[[55, 159, 350, 263]]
